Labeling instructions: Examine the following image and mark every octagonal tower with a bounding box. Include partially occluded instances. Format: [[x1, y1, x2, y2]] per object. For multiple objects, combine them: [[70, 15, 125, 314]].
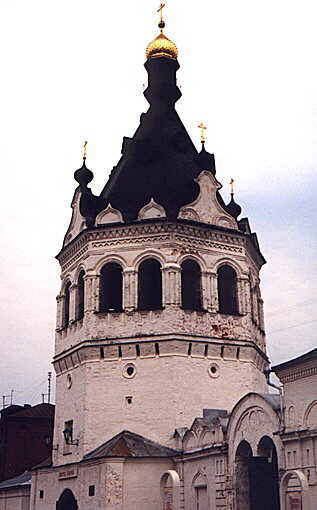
[[52, 18, 268, 467]]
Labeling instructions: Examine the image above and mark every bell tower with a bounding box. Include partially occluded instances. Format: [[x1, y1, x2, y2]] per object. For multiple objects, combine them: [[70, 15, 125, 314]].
[[52, 11, 268, 467]]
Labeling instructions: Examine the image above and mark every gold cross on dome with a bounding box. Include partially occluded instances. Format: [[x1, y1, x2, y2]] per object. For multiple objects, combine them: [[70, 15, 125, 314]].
[[83, 141, 88, 160], [157, 3, 166, 23], [230, 178, 235, 194], [198, 122, 207, 143]]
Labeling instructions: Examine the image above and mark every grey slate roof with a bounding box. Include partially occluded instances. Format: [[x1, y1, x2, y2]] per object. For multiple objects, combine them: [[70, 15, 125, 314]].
[[83, 430, 179, 460], [0, 471, 31, 490]]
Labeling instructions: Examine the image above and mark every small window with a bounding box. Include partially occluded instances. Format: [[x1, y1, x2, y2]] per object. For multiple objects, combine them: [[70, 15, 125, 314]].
[[123, 363, 136, 379], [63, 281, 71, 327], [76, 270, 85, 320], [181, 259, 202, 310], [217, 265, 238, 314], [63, 420, 73, 444], [88, 485, 95, 497], [138, 259, 162, 310], [100, 263, 123, 312], [39, 490, 44, 499]]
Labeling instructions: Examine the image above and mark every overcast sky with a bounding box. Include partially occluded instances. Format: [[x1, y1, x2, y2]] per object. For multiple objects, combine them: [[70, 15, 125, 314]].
[[0, 0, 316, 406]]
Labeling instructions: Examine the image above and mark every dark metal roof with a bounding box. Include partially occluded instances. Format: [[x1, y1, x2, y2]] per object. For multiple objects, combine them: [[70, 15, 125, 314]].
[[272, 348, 317, 372], [0, 471, 31, 490], [83, 430, 179, 460]]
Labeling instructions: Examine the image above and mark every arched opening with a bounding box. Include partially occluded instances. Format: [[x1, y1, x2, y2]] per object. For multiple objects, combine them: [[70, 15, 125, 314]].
[[56, 489, 78, 510], [76, 270, 85, 320], [280, 470, 310, 510], [62, 281, 71, 328], [192, 473, 209, 510], [217, 265, 238, 314], [254, 436, 280, 510], [100, 262, 123, 312], [235, 440, 252, 510], [181, 259, 202, 310], [138, 258, 162, 310], [160, 470, 180, 510]]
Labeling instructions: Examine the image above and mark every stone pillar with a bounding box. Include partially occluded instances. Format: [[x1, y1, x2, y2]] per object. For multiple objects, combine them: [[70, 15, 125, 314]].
[[210, 272, 218, 313], [84, 274, 97, 312], [123, 268, 137, 311], [56, 294, 62, 330], [251, 286, 259, 325], [162, 263, 181, 306], [258, 298, 265, 331], [202, 271, 212, 311], [237, 278, 249, 315], [69, 283, 77, 323]]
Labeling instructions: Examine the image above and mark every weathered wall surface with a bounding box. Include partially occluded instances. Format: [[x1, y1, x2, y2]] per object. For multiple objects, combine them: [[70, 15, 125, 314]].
[[0, 488, 30, 510]]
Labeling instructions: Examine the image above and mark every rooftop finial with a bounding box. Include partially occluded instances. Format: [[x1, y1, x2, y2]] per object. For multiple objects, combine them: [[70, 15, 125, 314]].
[[157, 3, 166, 31], [198, 122, 207, 144], [83, 140, 88, 161], [230, 178, 235, 195]]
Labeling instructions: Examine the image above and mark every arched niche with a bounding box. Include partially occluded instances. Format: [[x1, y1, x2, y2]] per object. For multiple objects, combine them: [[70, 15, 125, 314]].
[[192, 472, 209, 510], [160, 470, 180, 510], [56, 489, 78, 510], [280, 470, 311, 510], [304, 400, 317, 428]]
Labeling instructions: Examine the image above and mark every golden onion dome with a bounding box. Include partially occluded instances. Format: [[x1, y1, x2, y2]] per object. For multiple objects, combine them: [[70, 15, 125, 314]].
[[146, 32, 178, 60]]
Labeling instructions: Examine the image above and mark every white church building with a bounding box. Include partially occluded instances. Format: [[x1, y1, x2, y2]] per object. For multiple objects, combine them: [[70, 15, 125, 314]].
[[1, 7, 316, 510]]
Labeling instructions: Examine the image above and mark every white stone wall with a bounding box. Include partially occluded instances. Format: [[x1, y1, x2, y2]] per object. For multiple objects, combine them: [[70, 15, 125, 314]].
[[31, 458, 173, 510], [0, 487, 30, 510]]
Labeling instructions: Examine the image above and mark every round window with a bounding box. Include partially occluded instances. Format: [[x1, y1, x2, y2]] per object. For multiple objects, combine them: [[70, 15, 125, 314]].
[[208, 363, 219, 378], [66, 373, 72, 389], [123, 363, 136, 379]]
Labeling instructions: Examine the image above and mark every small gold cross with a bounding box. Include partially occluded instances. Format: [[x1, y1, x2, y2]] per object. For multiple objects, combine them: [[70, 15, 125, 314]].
[[230, 178, 235, 194], [157, 3, 166, 23], [198, 122, 207, 143], [83, 141, 88, 160]]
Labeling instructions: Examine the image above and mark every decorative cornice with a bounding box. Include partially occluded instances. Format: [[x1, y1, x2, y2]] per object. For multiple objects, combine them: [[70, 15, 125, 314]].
[[277, 365, 317, 384], [57, 221, 250, 270]]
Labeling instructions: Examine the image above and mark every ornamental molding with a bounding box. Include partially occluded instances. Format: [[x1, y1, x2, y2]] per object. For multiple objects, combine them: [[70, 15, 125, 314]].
[[58, 222, 246, 269], [277, 365, 317, 383]]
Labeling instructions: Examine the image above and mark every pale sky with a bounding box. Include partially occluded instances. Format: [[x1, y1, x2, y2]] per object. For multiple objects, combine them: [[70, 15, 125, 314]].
[[0, 0, 316, 406]]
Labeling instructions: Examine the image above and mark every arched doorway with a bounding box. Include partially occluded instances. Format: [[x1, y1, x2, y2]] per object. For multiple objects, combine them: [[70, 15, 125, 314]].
[[56, 489, 78, 510], [255, 436, 280, 509], [235, 437, 281, 510], [235, 440, 252, 510]]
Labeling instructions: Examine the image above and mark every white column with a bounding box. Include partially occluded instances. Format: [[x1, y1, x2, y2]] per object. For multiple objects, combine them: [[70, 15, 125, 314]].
[[123, 268, 137, 311], [69, 284, 77, 323], [202, 271, 211, 311], [162, 263, 181, 306], [84, 274, 97, 312], [210, 272, 218, 313], [56, 295, 62, 330], [238, 278, 249, 315]]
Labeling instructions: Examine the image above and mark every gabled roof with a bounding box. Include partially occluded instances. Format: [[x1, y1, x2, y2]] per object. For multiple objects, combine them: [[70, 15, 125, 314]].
[[83, 430, 179, 460], [0, 471, 31, 490], [1, 403, 54, 422], [272, 348, 317, 372]]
